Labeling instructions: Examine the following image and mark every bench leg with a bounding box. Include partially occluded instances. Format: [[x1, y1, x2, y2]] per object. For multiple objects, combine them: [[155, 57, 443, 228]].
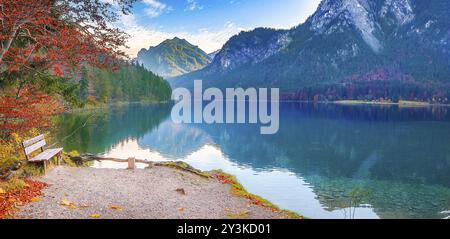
[[43, 161, 47, 175], [57, 152, 61, 166]]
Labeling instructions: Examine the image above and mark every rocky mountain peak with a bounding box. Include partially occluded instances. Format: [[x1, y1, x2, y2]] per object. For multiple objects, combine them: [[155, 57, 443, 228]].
[[309, 0, 415, 53], [137, 38, 211, 78], [310, 0, 382, 52], [380, 0, 414, 25], [212, 28, 290, 71]]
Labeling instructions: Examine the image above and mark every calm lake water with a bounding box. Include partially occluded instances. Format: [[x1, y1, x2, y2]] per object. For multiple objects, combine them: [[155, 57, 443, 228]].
[[54, 103, 450, 219]]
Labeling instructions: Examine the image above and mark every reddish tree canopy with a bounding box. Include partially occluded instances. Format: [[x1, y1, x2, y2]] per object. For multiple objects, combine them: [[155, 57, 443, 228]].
[[0, 87, 64, 136], [0, 0, 136, 138], [0, 0, 135, 77]]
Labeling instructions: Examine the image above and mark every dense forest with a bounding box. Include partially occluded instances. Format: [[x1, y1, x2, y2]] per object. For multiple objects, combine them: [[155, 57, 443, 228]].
[[75, 62, 172, 107]]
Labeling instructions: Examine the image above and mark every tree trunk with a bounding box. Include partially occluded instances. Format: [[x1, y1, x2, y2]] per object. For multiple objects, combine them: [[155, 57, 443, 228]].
[[0, 24, 19, 64]]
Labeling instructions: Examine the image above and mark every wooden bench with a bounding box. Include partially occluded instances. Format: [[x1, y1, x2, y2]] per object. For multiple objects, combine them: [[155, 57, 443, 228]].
[[22, 134, 63, 174]]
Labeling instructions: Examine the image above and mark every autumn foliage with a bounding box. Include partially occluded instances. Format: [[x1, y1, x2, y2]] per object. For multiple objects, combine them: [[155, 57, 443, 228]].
[[0, 180, 48, 218], [0, 0, 135, 139], [0, 0, 133, 75], [0, 87, 63, 137]]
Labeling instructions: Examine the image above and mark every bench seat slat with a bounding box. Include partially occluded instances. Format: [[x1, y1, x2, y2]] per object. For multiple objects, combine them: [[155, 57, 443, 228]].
[[23, 135, 45, 148], [24, 140, 46, 155], [29, 148, 63, 162]]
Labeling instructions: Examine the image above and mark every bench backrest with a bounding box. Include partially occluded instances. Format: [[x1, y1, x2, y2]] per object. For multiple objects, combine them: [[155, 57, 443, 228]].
[[22, 134, 46, 158]]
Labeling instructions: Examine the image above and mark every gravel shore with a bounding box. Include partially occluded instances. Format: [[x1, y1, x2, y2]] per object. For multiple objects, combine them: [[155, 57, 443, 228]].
[[15, 166, 288, 219]]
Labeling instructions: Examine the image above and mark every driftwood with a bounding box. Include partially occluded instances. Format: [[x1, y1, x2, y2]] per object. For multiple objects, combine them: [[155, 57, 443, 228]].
[[73, 154, 212, 178], [72, 154, 151, 165]]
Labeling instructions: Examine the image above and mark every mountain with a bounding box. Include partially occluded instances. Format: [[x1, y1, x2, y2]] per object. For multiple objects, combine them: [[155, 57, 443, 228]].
[[137, 37, 211, 78], [172, 0, 450, 103], [207, 50, 221, 60]]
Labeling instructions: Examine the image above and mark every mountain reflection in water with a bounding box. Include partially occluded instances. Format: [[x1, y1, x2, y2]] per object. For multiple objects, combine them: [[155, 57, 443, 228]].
[[55, 103, 450, 219]]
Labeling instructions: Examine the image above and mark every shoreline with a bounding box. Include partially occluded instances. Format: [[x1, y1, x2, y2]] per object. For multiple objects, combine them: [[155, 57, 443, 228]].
[[330, 100, 439, 107], [12, 161, 303, 219], [66, 101, 172, 113], [67, 99, 450, 110], [279, 100, 450, 107]]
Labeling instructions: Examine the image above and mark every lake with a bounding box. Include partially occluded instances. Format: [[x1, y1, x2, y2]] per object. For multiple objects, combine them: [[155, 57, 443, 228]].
[[54, 102, 450, 219]]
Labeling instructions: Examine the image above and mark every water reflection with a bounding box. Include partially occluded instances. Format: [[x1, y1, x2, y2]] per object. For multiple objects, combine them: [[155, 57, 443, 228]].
[[55, 103, 450, 219]]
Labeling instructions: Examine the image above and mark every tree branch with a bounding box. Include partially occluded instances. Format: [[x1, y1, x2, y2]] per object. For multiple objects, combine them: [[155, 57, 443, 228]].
[[0, 24, 19, 63]]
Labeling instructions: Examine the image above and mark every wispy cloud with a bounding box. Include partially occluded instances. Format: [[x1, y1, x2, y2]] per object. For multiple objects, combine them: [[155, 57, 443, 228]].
[[117, 14, 244, 57], [112, 0, 322, 57], [186, 0, 203, 11], [142, 0, 171, 17]]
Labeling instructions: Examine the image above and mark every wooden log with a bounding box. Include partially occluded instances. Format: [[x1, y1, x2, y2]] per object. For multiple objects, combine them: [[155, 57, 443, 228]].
[[73, 154, 151, 165], [69, 155, 212, 178]]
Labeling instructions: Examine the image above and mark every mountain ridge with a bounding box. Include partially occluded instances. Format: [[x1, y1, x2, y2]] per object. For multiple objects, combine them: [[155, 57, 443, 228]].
[[137, 37, 211, 78], [171, 0, 450, 103]]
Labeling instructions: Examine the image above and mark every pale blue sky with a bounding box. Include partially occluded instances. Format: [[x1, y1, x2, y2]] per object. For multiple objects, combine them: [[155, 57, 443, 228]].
[[119, 0, 322, 56]]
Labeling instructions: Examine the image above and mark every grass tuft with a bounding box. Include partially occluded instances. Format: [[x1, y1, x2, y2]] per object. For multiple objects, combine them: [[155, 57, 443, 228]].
[[210, 170, 304, 219], [151, 161, 212, 178], [0, 177, 27, 192]]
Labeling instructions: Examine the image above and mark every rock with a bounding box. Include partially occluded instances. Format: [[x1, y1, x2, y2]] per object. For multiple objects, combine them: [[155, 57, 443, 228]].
[[0, 161, 25, 180], [175, 188, 186, 195], [11, 161, 23, 171]]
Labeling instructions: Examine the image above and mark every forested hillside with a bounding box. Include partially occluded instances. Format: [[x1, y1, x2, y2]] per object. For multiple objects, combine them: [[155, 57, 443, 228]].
[[77, 63, 172, 106]]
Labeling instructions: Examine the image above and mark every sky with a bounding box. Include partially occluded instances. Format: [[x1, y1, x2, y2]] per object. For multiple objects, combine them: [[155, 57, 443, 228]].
[[116, 0, 322, 57]]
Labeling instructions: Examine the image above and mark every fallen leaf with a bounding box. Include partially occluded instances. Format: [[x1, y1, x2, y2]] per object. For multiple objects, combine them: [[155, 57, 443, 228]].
[[177, 207, 185, 212], [90, 214, 101, 219], [0, 188, 5, 194], [79, 203, 90, 208], [60, 199, 73, 206], [110, 205, 122, 211], [30, 197, 41, 203], [0, 180, 48, 219], [224, 208, 230, 212], [60, 199, 77, 210]]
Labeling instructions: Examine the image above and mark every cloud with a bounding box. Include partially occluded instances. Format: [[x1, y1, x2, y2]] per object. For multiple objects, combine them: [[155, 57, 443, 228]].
[[184, 22, 245, 52], [142, 0, 171, 17], [186, 0, 203, 11], [118, 14, 244, 57]]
